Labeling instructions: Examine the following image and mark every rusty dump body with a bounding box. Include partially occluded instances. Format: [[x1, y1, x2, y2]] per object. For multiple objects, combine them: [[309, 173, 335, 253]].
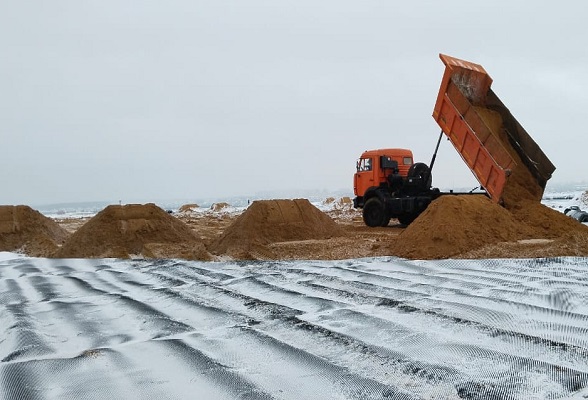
[[433, 54, 555, 204]]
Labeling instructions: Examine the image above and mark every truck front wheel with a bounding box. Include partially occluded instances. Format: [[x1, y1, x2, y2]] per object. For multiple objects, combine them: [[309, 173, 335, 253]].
[[363, 197, 387, 227]]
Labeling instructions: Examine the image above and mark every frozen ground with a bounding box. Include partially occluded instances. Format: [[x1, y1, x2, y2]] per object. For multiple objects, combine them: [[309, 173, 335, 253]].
[[1, 253, 588, 399]]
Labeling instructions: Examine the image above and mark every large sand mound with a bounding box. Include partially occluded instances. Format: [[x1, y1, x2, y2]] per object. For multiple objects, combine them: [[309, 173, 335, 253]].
[[0, 205, 69, 257], [388, 195, 588, 260], [55, 203, 210, 260], [210, 199, 344, 257]]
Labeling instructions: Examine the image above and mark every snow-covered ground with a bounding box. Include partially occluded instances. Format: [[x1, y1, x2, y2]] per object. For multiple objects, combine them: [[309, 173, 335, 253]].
[[542, 190, 588, 213], [1, 253, 588, 399]]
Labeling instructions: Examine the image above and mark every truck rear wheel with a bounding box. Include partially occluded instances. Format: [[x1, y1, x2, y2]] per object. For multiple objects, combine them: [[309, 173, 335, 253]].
[[363, 197, 387, 227], [397, 213, 417, 226]]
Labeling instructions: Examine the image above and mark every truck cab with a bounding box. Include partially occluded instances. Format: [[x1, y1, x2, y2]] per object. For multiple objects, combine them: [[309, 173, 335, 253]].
[[353, 148, 414, 208], [353, 148, 438, 227]]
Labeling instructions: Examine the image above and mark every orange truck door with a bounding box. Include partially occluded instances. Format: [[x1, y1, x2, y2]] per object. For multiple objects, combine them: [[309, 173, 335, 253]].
[[354, 156, 375, 197]]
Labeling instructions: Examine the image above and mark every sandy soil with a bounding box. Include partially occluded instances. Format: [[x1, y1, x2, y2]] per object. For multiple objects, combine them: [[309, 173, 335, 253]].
[[50, 206, 400, 260], [52, 201, 588, 261]]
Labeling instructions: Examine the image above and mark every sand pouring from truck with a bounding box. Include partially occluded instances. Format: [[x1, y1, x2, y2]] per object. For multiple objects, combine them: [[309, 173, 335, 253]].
[[353, 54, 555, 227]]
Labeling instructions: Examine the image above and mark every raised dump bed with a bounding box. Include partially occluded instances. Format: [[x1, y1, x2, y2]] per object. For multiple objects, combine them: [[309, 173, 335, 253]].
[[433, 54, 555, 206]]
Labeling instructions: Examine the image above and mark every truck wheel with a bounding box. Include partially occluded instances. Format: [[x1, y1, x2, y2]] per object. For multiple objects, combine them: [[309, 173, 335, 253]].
[[407, 162, 432, 189], [363, 197, 387, 227], [397, 213, 417, 226]]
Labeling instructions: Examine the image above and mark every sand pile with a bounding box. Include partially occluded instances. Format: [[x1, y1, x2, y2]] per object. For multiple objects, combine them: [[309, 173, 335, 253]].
[[211, 202, 230, 212], [509, 200, 587, 238], [178, 203, 199, 213], [0, 205, 69, 257], [210, 199, 344, 258], [323, 196, 353, 211], [389, 196, 531, 259], [325, 196, 353, 209], [338, 196, 352, 205], [55, 203, 210, 260], [388, 196, 588, 260]]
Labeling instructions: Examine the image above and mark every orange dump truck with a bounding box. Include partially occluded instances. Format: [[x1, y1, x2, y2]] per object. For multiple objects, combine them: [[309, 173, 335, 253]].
[[353, 54, 555, 227]]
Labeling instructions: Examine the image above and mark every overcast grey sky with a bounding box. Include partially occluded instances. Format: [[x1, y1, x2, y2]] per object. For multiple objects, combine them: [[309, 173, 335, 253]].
[[1, 1, 587, 205]]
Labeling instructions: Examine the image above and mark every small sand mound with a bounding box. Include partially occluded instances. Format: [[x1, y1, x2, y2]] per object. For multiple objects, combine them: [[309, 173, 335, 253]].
[[178, 203, 199, 213], [210, 202, 230, 212], [335, 197, 353, 209], [0, 205, 69, 257], [210, 199, 344, 257], [55, 203, 210, 260], [323, 197, 352, 208]]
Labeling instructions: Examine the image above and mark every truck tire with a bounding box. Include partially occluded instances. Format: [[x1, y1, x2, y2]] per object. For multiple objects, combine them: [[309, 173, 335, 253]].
[[363, 197, 387, 227], [397, 213, 417, 226], [407, 162, 432, 190]]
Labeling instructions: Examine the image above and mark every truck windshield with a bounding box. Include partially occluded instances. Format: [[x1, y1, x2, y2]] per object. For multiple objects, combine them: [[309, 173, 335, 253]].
[[357, 158, 372, 172]]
